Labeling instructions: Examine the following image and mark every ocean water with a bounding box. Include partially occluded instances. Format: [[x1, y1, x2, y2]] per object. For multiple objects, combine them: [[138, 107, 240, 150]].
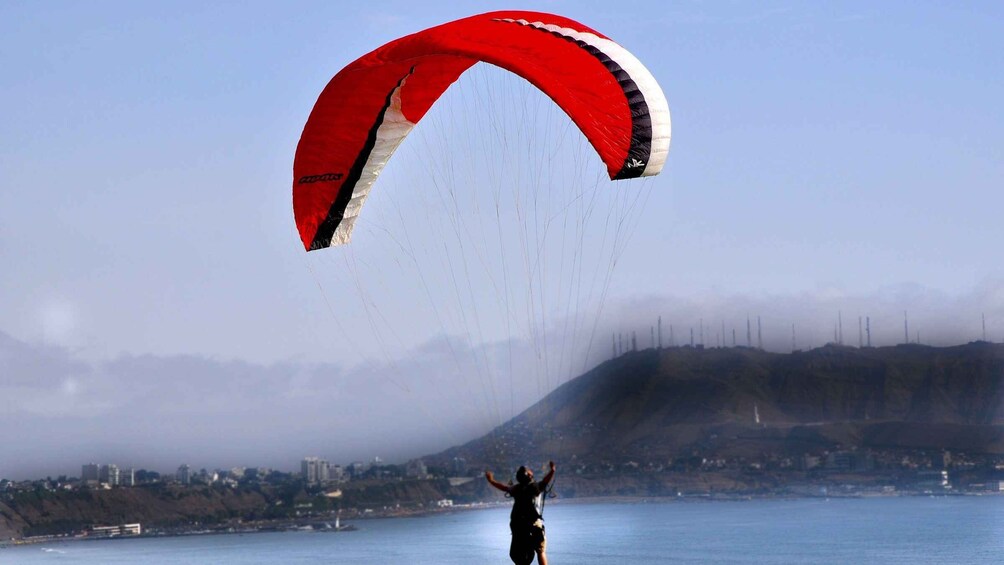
[[3, 496, 1002, 564]]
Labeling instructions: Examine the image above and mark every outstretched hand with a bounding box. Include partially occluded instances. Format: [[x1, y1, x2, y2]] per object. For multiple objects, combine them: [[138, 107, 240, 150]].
[[485, 470, 494, 481], [549, 461, 556, 471]]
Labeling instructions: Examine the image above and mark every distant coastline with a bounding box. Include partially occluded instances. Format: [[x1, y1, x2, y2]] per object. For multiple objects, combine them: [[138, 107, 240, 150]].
[[6, 489, 1002, 548]]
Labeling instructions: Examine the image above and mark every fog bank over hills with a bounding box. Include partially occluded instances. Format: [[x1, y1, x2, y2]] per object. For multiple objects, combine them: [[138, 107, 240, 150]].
[[3, 281, 1003, 480], [0, 330, 520, 480], [603, 281, 1004, 354]]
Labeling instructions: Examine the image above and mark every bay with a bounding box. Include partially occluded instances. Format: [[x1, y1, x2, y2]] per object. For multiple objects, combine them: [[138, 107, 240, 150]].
[[3, 496, 1002, 564]]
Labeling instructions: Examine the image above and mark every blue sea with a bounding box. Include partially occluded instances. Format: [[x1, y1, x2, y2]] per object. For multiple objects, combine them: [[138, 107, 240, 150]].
[[3, 497, 1002, 564]]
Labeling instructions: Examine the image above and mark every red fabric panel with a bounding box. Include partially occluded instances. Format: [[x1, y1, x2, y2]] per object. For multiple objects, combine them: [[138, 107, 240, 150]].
[[294, 11, 632, 251]]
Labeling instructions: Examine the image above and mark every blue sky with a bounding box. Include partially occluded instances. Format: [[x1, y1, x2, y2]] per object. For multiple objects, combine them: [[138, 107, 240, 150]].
[[3, 1, 1002, 360], [2, 1, 1003, 477]]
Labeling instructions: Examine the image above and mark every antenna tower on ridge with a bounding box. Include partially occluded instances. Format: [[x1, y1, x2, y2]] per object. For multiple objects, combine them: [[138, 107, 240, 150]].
[[838, 311, 843, 345]]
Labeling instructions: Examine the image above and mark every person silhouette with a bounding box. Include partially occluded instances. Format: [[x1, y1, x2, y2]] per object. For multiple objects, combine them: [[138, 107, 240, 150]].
[[485, 461, 555, 565]]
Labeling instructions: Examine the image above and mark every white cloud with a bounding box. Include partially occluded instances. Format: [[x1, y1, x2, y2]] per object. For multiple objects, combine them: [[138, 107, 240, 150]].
[[60, 377, 79, 396], [39, 299, 78, 344]]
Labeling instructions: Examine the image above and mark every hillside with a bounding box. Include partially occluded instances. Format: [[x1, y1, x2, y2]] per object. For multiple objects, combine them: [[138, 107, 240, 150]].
[[429, 342, 1004, 469]]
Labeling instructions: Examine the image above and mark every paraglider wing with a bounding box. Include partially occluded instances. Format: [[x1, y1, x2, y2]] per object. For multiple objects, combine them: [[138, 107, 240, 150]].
[[293, 10, 671, 251]]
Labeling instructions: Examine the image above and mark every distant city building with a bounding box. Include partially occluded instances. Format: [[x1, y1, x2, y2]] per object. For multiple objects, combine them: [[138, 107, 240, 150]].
[[99, 464, 120, 486], [82, 463, 124, 486], [90, 523, 142, 537], [329, 464, 346, 483], [193, 468, 218, 485], [120, 468, 135, 487], [82, 463, 100, 484], [302, 457, 330, 485], [177, 464, 191, 485], [916, 469, 950, 490]]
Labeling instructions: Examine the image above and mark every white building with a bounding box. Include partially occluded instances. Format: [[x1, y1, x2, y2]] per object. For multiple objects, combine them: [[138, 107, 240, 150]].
[[90, 523, 141, 537], [302, 457, 330, 485], [99, 464, 120, 486]]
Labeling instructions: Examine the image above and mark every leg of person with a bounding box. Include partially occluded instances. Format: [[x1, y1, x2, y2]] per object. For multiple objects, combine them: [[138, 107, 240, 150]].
[[534, 526, 547, 565]]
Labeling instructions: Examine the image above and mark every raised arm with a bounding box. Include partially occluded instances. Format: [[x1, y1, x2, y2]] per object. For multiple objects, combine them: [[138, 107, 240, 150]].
[[485, 471, 511, 494], [539, 461, 556, 489]]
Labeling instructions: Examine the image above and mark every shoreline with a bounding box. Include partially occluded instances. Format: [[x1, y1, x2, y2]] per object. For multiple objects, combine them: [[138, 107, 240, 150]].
[[7, 490, 999, 547]]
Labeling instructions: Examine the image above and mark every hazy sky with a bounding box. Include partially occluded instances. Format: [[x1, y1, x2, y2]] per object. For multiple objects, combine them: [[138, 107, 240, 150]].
[[2, 1, 1003, 479]]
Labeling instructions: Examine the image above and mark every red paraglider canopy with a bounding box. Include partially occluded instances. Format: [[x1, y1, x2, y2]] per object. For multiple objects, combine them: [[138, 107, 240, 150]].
[[293, 10, 671, 251]]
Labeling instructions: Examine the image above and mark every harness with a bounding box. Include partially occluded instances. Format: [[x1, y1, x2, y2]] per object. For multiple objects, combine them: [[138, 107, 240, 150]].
[[538, 476, 556, 518], [505, 474, 556, 519]]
